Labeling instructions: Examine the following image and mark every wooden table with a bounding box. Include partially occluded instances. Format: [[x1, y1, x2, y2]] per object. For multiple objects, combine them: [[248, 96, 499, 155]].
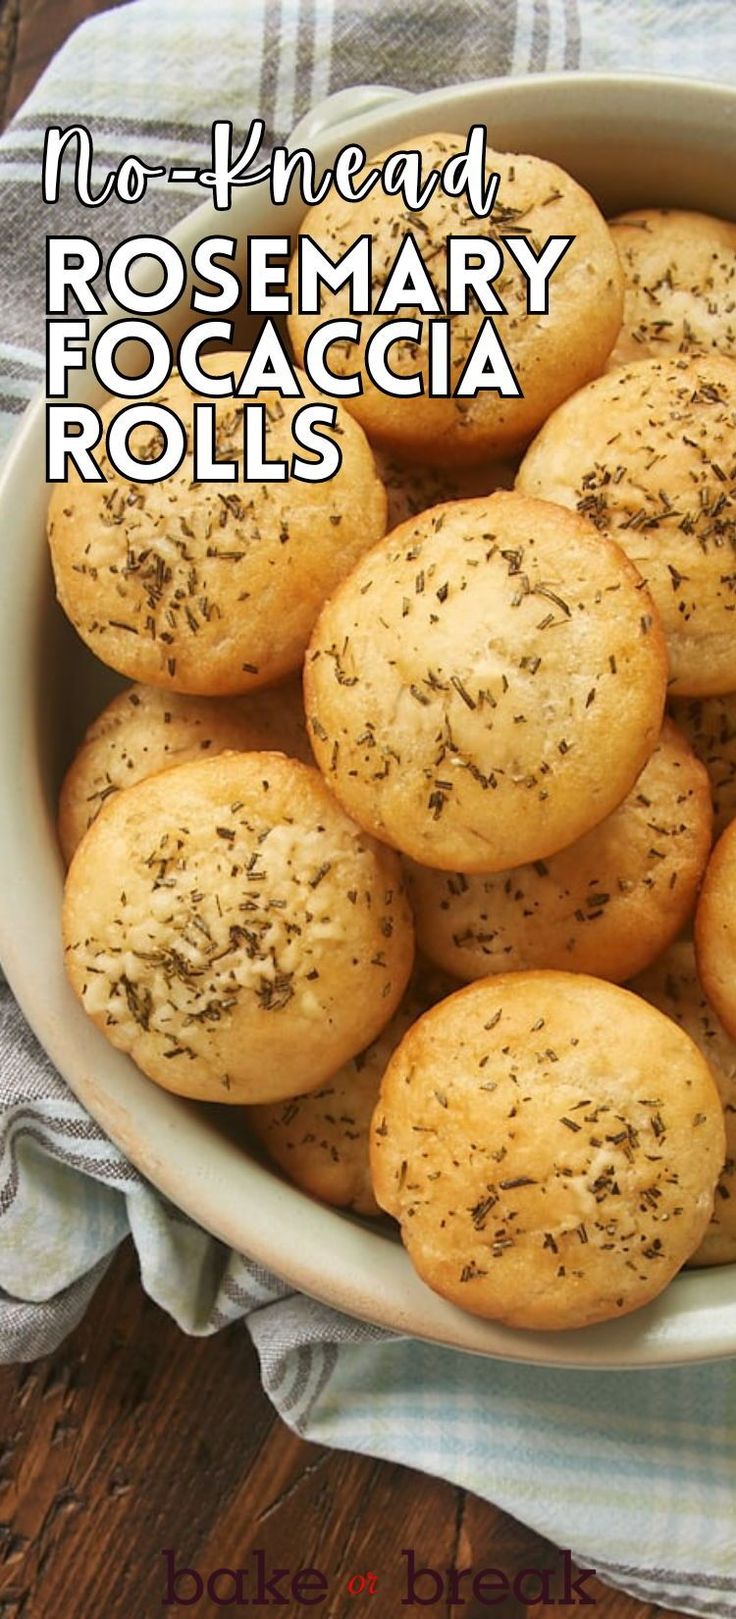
[[0, 6, 687, 1614]]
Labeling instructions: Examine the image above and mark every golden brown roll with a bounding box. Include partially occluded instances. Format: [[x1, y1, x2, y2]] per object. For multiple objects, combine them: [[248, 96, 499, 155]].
[[246, 966, 455, 1216], [406, 719, 711, 983], [696, 820, 736, 1044], [371, 972, 725, 1330], [517, 355, 736, 697], [305, 490, 666, 872], [288, 135, 623, 465], [58, 678, 309, 863], [608, 208, 736, 368], [631, 938, 735, 1267], [63, 752, 414, 1104], [670, 692, 736, 841], [48, 362, 387, 695]]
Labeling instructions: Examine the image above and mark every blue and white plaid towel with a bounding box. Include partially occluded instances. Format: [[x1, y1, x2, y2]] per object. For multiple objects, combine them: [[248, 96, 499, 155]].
[[2, 2, 736, 1612]]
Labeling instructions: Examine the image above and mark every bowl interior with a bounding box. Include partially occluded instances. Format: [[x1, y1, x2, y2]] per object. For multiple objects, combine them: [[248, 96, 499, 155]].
[[3, 73, 736, 1368]]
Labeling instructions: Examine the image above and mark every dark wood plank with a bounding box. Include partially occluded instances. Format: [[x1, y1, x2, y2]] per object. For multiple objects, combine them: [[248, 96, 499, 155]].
[[0, 0, 21, 126], [0, 1245, 461, 1619], [5, 0, 129, 122], [0, 1245, 690, 1619]]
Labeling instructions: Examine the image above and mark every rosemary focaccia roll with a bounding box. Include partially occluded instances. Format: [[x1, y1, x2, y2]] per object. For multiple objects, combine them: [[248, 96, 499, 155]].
[[288, 135, 623, 465], [47, 361, 387, 696], [63, 753, 414, 1104], [305, 491, 667, 873], [371, 972, 725, 1330], [631, 938, 735, 1267], [608, 208, 736, 369], [246, 965, 455, 1217], [58, 678, 310, 864], [696, 820, 736, 1044], [406, 719, 711, 983], [670, 692, 736, 841], [516, 355, 736, 697]]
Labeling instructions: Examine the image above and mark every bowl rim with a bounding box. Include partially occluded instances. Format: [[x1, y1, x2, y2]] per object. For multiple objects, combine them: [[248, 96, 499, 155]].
[[289, 68, 736, 143], [2, 69, 736, 1369]]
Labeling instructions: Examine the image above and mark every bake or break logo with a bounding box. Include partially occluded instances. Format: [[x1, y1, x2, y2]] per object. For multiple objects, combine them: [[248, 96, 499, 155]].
[[161, 1545, 598, 1607], [42, 120, 574, 484]]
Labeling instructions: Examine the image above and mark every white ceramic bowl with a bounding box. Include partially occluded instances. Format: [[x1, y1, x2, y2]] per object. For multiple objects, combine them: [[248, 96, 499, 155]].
[[2, 74, 736, 1368]]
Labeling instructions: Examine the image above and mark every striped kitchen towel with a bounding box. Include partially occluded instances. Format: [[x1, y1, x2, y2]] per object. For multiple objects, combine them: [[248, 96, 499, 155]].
[[1, 2, 736, 1614]]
